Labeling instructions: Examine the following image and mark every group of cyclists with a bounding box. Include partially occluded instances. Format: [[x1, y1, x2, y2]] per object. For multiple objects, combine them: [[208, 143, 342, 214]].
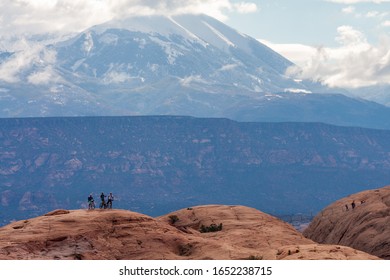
[[87, 192, 114, 210]]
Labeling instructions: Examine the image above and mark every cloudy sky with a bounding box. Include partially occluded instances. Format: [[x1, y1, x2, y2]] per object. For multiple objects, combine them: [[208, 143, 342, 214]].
[[1, 0, 390, 90]]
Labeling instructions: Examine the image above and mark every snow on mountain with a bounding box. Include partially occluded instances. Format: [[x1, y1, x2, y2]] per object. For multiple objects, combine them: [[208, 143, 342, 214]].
[[53, 14, 308, 94], [0, 14, 390, 129], [0, 14, 313, 113]]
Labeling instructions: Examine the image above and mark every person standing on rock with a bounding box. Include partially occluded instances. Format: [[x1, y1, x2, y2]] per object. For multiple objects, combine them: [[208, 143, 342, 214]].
[[351, 200, 356, 209], [107, 192, 114, 209], [88, 194, 95, 210], [100, 192, 107, 209]]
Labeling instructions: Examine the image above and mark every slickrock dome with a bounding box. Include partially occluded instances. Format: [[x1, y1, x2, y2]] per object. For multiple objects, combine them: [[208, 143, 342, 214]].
[[0, 205, 379, 260], [303, 186, 390, 259]]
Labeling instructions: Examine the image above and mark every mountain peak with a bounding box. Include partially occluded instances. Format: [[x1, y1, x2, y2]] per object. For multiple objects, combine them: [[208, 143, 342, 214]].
[[91, 14, 249, 52], [2, 13, 389, 128], [55, 13, 301, 94]]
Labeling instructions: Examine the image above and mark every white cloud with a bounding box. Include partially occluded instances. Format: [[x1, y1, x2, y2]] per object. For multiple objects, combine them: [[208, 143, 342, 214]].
[[382, 20, 390, 26], [233, 2, 258, 14], [340, 5, 389, 18], [366, 11, 378, 17], [8, 1, 122, 36], [259, 40, 318, 67], [335, 25, 368, 46], [285, 26, 390, 88], [342, 6, 356, 14], [0, 41, 41, 83], [365, 10, 388, 18], [0, 40, 58, 84], [327, 0, 390, 3], [0, 0, 258, 39], [27, 66, 57, 85]]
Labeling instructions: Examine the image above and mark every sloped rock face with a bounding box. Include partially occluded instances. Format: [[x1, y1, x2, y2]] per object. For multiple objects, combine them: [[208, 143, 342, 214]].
[[0, 209, 182, 260], [0, 205, 379, 260], [303, 186, 390, 259], [158, 205, 313, 260], [157, 205, 377, 260]]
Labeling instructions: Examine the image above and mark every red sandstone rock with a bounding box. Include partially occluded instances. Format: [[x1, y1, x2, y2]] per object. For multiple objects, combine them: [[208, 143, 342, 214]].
[[0, 205, 379, 260], [303, 185, 390, 259]]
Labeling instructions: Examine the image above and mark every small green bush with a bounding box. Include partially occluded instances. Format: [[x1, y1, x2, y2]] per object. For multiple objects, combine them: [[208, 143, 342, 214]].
[[246, 255, 263, 260], [199, 223, 223, 233], [178, 243, 194, 256], [168, 215, 179, 224]]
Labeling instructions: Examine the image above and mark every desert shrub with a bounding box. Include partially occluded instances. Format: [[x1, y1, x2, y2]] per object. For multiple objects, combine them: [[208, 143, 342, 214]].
[[168, 215, 179, 224], [199, 223, 223, 233], [178, 243, 194, 256], [73, 253, 83, 260], [245, 255, 263, 260]]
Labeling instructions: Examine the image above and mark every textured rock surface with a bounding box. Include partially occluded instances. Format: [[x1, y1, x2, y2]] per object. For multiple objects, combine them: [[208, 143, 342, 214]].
[[0, 205, 378, 260], [303, 186, 390, 259]]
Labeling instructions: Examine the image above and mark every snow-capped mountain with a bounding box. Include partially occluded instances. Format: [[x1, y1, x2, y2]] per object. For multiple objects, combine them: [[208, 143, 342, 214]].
[[1, 14, 390, 129], [55, 14, 309, 93]]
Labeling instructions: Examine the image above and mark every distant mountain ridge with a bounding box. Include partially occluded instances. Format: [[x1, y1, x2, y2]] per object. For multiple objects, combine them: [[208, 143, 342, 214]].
[[1, 14, 390, 129], [1, 116, 390, 225]]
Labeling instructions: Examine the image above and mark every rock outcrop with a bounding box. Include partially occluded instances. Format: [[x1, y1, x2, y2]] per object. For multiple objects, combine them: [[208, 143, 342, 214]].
[[303, 186, 390, 259], [0, 205, 379, 260]]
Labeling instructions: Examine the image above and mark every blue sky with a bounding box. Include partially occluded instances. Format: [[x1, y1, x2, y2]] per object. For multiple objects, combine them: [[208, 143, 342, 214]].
[[227, 0, 390, 47], [1, 0, 390, 90], [226, 0, 390, 90], [2, 0, 389, 46]]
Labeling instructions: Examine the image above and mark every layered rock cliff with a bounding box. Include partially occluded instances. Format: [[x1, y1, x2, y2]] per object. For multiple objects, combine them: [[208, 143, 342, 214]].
[[2, 116, 390, 225]]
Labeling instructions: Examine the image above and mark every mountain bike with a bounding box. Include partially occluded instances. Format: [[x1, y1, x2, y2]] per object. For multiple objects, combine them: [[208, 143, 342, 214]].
[[99, 201, 107, 209], [88, 200, 95, 210]]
